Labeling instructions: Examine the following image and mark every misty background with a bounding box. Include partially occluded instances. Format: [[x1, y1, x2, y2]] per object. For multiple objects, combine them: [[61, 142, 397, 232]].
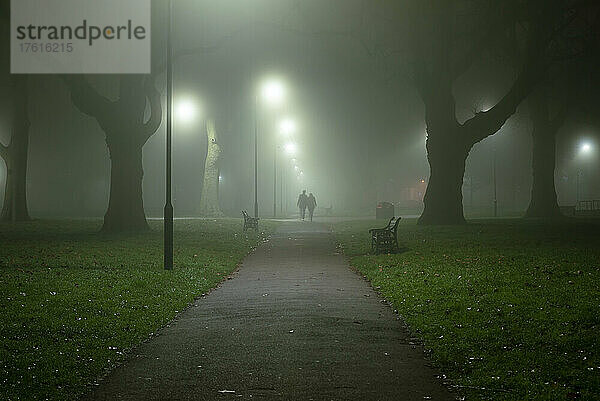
[[1, 0, 598, 219]]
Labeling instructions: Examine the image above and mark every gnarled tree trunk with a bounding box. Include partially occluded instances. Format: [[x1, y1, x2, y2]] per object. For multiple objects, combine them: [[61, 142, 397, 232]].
[[199, 119, 223, 217], [65, 75, 162, 233], [525, 90, 564, 218], [411, 1, 548, 225], [420, 133, 469, 224], [1, 76, 31, 222], [102, 133, 148, 231]]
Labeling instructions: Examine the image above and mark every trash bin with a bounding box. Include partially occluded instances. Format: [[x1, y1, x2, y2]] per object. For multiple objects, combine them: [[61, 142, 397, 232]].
[[376, 202, 394, 220]]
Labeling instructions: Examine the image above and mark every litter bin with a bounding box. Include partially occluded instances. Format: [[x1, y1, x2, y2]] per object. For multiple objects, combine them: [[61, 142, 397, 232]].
[[376, 202, 394, 220]]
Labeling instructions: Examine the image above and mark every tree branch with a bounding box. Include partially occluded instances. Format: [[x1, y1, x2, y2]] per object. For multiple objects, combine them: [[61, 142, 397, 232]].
[[141, 76, 162, 141], [462, 67, 540, 144], [61, 75, 114, 121], [461, 26, 546, 144]]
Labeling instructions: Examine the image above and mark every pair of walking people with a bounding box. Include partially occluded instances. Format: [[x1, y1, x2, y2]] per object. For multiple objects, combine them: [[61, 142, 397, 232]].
[[297, 190, 317, 221]]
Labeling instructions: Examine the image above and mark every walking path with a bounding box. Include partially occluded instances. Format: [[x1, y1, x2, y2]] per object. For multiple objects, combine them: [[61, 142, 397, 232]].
[[86, 221, 452, 400]]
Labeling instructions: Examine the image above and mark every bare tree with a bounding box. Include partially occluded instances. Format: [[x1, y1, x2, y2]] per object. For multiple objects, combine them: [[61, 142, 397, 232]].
[[63, 75, 162, 232], [0, 76, 31, 222], [409, 0, 581, 224], [524, 87, 568, 218], [199, 119, 223, 217], [0, 2, 30, 221]]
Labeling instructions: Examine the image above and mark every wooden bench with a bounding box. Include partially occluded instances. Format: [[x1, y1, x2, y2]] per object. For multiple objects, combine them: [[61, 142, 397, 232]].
[[369, 216, 401, 254], [242, 210, 259, 231]]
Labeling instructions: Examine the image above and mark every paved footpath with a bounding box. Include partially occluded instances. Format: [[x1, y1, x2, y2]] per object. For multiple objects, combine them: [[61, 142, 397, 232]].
[[86, 221, 453, 401]]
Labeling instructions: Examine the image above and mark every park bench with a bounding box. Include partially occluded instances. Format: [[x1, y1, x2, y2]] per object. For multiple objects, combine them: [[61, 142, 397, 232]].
[[369, 216, 401, 254], [242, 210, 259, 231]]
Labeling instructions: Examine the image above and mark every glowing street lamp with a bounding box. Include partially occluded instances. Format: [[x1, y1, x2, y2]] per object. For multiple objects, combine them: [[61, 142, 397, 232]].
[[279, 117, 296, 136], [175, 98, 198, 124], [261, 79, 285, 107], [577, 141, 594, 203], [254, 78, 287, 219], [284, 142, 297, 156], [580, 142, 592, 154]]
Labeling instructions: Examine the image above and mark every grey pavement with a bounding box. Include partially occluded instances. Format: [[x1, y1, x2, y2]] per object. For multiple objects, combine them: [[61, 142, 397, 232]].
[[85, 221, 453, 401]]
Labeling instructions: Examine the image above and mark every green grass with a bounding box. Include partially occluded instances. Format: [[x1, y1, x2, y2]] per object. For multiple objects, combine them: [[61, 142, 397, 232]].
[[332, 218, 600, 400], [0, 218, 277, 401]]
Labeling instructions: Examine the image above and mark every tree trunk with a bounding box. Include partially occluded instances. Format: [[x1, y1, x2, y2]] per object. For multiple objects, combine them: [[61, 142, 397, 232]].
[[199, 119, 223, 217], [65, 75, 162, 233], [102, 134, 148, 232], [1, 76, 31, 222], [418, 132, 469, 225], [525, 92, 562, 218]]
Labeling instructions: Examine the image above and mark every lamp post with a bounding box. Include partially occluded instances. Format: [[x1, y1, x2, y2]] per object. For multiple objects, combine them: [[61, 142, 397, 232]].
[[164, 0, 174, 270], [577, 141, 593, 205], [493, 146, 498, 218], [256, 79, 285, 218], [273, 142, 277, 218], [253, 102, 262, 220], [274, 117, 296, 218]]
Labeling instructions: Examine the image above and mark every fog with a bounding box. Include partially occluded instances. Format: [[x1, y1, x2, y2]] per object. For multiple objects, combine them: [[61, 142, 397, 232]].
[[1, 0, 599, 221]]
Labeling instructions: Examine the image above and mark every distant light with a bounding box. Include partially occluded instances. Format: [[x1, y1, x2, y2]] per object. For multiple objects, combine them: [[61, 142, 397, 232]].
[[284, 142, 297, 155], [420, 179, 426, 184], [218, 175, 223, 183], [580, 142, 592, 154], [280, 117, 296, 136], [175, 98, 197, 124], [261, 79, 285, 106]]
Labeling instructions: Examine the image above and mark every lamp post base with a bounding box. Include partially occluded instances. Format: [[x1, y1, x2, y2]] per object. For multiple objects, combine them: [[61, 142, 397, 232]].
[[164, 203, 173, 270]]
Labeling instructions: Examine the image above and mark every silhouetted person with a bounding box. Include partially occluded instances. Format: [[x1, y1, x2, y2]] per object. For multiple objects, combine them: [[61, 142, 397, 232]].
[[297, 190, 308, 220], [307, 193, 317, 222]]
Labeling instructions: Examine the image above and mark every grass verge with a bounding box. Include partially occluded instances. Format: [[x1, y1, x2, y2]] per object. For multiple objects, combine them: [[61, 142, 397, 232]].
[[332, 218, 600, 400], [0, 218, 277, 401]]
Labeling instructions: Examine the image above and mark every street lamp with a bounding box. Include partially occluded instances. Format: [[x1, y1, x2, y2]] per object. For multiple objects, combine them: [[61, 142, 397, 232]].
[[284, 142, 297, 155], [254, 78, 286, 219], [164, 0, 174, 270], [175, 98, 198, 125], [261, 79, 285, 106], [577, 141, 594, 204], [580, 142, 592, 154], [279, 117, 296, 136]]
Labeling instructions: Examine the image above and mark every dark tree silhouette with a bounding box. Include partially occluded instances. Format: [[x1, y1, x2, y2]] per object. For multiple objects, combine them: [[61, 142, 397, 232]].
[[408, 0, 589, 224], [524, 7, 599, 218], [0, 2, 30, 222], [0, 76, 31, 222], [524, 87, 567, 218], [63, 75, 162, 232]]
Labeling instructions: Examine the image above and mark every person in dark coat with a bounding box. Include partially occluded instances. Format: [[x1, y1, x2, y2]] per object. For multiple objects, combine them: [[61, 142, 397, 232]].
[[307, 193, 317, 222], [297, 190, 308, 220]]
